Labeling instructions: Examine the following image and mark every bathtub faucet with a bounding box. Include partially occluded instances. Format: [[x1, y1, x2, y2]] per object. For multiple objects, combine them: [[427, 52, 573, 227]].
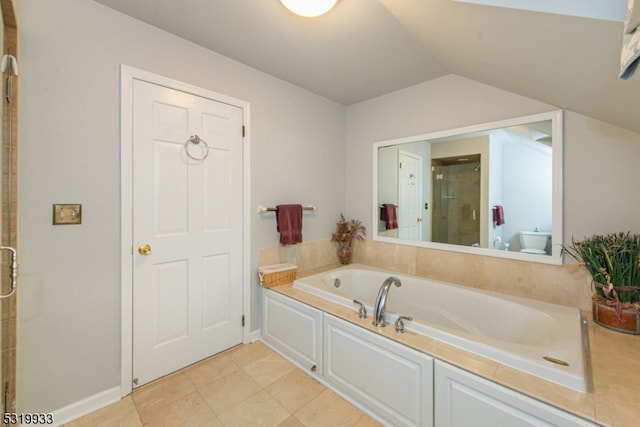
[[372, 276, 402, 327]]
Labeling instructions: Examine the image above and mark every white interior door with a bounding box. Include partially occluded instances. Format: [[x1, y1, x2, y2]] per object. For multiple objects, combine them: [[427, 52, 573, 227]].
[[132, 79, 244, 387], [398, 151, 423, 240]]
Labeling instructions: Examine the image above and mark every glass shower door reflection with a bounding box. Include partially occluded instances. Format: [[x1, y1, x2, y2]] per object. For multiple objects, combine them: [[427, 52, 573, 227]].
[[431, 158, 481, 247]]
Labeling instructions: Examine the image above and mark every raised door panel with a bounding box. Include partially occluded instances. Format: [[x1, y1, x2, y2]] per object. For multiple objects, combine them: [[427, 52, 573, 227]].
[[324, 314, 433, 427], [262, 290, 322, 374], [434, 361, 597, 427]]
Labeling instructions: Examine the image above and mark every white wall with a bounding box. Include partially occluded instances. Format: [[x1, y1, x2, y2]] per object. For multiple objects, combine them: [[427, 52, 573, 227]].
[[501, 140, 553, 250], [17, 0, 345, 414], [345, 75, 640, 249]]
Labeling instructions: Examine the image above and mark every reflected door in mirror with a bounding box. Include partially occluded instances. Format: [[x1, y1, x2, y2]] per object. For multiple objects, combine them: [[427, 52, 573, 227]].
[[398, 151, 423, 240]]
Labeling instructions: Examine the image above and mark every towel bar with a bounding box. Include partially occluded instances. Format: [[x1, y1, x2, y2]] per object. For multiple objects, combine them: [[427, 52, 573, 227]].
[[257, 205, 316, 214]]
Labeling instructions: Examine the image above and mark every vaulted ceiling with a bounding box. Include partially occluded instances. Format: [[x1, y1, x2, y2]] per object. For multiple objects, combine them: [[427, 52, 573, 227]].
[[93, 0, 640, 134]]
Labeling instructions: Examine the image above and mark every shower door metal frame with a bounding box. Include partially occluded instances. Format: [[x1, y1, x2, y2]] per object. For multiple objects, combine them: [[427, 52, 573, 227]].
[[0, 0, 17, 419]]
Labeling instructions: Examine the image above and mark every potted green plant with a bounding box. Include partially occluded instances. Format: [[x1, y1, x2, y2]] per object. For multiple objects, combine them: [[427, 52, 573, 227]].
[[563, 231, 640, 334], [330, 214, 366, 264]]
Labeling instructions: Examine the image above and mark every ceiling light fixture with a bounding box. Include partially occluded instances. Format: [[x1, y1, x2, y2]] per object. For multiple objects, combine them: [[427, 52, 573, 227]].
[[280, 0, 338, 17]]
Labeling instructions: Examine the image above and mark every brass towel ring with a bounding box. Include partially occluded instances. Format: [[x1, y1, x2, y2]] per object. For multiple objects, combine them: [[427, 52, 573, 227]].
[[184, 134, 210, 161]]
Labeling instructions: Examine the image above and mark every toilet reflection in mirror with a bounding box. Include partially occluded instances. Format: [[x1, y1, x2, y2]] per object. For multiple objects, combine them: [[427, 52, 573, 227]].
[[519, 231, 551, 255]]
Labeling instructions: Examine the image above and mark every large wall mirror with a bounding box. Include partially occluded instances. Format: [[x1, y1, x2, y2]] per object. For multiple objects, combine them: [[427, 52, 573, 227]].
[[373, 110, 563, 265]]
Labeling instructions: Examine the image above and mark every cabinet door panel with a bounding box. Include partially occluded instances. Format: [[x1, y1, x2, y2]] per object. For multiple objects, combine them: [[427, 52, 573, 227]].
[[324, 314, 433, 427], [434, 361, 596, 427], [262, 290, 322, 374]]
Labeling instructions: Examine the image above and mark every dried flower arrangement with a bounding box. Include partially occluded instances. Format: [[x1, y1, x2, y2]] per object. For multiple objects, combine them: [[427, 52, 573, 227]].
[[330, 214, 366, 264]]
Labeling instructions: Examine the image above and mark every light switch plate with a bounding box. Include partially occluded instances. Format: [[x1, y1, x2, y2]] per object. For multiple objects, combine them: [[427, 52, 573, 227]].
[[53, 204, 82, 225]]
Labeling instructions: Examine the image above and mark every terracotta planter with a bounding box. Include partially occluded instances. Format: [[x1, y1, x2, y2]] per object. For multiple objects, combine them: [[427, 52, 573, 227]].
[[592, 300, 640, 335]]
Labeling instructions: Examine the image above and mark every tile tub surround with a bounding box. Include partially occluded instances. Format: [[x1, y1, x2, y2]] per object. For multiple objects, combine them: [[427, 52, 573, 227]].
[[259, 240, 339, 273], [259, 239, 593, 312], [270, 266, 640, 427]]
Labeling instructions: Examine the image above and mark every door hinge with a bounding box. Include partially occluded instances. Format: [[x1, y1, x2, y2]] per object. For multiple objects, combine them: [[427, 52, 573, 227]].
[[242, 125, 245, 137], [242, 315, 245, 327]]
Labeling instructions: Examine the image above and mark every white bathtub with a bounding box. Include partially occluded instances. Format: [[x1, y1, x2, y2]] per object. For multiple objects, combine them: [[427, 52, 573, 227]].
[[293, 264, 588, 392]]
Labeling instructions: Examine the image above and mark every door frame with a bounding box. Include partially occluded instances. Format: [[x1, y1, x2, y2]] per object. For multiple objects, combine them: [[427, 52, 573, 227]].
[[119, 65, 251, 397]]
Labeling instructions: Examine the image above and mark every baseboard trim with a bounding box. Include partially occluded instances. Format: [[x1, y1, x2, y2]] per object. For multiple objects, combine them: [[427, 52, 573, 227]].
[[249, 328, 261, 343], [50, 386, 121, 426]]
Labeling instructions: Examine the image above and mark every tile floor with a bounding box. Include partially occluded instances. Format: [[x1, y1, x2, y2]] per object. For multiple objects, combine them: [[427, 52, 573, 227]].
[[65, 341, 382, 426]]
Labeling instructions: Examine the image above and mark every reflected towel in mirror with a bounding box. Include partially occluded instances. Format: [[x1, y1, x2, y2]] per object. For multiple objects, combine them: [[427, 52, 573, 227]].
[[493, 205, 505, 226], [380, 203, 398, 230]]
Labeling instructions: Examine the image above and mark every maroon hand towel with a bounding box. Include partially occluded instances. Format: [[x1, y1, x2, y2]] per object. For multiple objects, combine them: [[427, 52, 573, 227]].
[[276, 204, 303, 245], [493, 205, 505, 226], [380, 204, 398, 230]]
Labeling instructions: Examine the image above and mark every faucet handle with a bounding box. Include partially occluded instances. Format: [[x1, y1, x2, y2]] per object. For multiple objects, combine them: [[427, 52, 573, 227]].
[[394, 315, 413, 333], [352, 299, 367, 319]]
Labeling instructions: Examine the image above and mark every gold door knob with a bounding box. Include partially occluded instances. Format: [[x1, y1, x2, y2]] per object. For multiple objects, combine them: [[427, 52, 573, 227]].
[[138, 244, 152, 256]]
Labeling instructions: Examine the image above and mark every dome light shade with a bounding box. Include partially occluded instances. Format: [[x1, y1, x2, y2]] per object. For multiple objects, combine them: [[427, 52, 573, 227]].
[[280, 0, 338, 17]]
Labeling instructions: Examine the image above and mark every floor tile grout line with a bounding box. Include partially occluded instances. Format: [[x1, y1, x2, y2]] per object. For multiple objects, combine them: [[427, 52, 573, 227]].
[[176, 346, 293, 424], [184, 352, 257, 423], [130, 353, 240, 424], [69, 342, 379, 426], [210, 347, 319, 425]]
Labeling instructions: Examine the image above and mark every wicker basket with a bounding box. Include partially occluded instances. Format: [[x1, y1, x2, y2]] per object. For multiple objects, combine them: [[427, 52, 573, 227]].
[[258, 263, 298, 288]]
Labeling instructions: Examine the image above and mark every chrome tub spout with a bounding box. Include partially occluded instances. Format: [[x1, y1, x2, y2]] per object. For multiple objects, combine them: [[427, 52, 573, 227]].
[[372, 276, 401, 327]]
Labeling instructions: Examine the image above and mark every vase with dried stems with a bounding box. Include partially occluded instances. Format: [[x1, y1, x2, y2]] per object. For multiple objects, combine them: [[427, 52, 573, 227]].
[[330, 214, 366, 265]]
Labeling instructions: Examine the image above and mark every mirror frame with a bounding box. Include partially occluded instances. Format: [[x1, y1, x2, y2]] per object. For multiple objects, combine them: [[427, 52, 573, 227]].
[[373, 110, 563, 265]]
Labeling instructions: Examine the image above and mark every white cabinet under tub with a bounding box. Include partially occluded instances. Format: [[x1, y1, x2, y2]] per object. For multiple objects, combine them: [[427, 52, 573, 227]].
[[323, 314, 434, 427], [434, 361, 597, 427], [262, 289, 322, 375], [262, 289, 598, 427], [262, 289, 433, 426]]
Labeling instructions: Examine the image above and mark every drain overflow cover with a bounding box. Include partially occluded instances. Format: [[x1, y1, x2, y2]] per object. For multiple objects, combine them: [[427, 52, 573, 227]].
[[543, 356, 569, 366]]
